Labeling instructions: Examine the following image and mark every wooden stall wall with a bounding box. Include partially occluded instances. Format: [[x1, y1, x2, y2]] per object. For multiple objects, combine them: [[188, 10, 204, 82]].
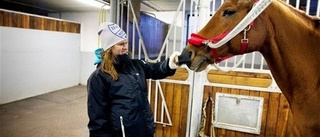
[[149, 68, 190, 137], [0, 9, 80, 33], [202, 70, 294, 137], [151, 69, 294, 137]]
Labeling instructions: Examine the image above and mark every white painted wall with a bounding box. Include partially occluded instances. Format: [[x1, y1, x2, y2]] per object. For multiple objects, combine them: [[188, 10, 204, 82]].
[[81, 52, 97, 85], [0, 27, 80, 104], [0, 11, 107, 104], [49, 11, 111, 85], [49, 11, 110, 52]]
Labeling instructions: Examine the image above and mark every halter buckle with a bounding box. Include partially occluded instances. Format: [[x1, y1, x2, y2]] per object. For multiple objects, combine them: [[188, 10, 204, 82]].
[[241, 39, 249, 43]]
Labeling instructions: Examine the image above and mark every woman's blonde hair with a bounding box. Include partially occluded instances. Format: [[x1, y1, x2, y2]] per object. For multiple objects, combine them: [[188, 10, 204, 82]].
[[100, 48, 119, 81]]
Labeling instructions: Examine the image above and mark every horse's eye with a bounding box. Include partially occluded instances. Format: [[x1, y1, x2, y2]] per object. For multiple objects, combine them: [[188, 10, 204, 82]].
[[223, 9, 236, 17]]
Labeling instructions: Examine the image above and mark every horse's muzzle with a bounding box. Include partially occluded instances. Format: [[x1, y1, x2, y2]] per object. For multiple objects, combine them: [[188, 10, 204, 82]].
[[177, 49, 192, 66]]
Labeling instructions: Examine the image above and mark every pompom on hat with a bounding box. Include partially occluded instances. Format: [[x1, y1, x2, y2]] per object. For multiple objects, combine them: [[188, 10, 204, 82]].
[[98, 22, 127, 50]]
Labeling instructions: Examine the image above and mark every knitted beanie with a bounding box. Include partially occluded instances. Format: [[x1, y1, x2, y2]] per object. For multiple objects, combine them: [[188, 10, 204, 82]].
[[98, 22, 127, 50]]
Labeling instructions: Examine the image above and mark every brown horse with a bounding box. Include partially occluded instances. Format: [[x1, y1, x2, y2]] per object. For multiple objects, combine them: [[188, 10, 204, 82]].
[[182, 0, 320, 136]]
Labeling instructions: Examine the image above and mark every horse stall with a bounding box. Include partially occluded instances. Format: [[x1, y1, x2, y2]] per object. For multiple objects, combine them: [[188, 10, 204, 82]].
[[1, 0, 317, 136], [0, 9, 81, 104], [120, 0, 319, 137]]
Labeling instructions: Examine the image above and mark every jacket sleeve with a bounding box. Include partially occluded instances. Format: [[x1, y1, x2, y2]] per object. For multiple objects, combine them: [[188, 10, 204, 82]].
[[139, 58, 176, 79], [87, 71, 113, 137]]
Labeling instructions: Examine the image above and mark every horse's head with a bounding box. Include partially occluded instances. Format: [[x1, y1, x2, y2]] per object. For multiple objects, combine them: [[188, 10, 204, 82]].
[[183, 0, 268, 72]]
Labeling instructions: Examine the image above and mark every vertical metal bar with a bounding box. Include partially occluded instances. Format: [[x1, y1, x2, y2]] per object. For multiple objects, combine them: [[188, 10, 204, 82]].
[[120, 0, 123, 27], [224, 59, 228, 67], [286, 0, 290, 4], [186, 1, 195, 136], [212, 0, 216, 12], [132, 21, 136, 58], [173, 24, 177, 52], [296, 0, 300, 9], [148, 80, 151, 101], [251, 53, 255, 69], [165, 38, 169, 59], [242, 54, 246, 68], [110, 0, 117, 22], [260, 53, 264, 70], [306, 0, 311, 14], [180, 0, 187, 52], [189, 71, 205, 137], [117, 0, 121, 24], [138, 39, 142, 59]]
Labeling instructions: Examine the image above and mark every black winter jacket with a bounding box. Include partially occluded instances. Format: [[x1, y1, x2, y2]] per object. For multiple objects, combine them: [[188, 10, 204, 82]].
[[87, 56, 176, 137]]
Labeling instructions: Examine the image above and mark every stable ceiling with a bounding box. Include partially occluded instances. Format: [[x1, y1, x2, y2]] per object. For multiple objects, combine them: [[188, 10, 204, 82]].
[[0, 0, 189, 15]]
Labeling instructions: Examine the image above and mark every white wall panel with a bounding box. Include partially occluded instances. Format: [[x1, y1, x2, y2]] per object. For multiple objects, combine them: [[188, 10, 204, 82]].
[[80, 52, 96, 85], [49, 11, 111, 52], [0, 27, 81, 104]]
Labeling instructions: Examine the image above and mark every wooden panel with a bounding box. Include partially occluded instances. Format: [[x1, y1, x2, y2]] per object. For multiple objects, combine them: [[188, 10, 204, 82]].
[[166, 68, 189, 81], [171, 83, 182, 137], [150, 79, 190, 137], [200, 88, 293, 137], [201, 87, 293, 137], [148, 64, 290, 137], [178, 84, 189, 136], [265, 93, 280, 137], [207, 70, 272, 88], [259, 92, 270, 137], [0, 10, 80, 33], [199, 70, 292, 137], [164, 82, 174, 137], [275, 94, 290, 137]]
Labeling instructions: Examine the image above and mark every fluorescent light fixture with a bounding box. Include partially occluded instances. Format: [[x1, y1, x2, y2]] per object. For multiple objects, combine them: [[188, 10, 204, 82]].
[[78, 0, 110, 9]]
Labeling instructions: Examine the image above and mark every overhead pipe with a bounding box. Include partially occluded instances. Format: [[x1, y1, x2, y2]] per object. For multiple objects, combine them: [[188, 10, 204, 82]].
[[110, 0, 119, 23]]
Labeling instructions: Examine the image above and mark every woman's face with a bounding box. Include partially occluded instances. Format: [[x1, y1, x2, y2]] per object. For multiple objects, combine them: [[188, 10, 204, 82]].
[[111, 40, 128, 56]]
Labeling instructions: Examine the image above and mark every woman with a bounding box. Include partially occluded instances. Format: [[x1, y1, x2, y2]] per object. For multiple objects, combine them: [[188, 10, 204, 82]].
[[87, 22, 182, 137]]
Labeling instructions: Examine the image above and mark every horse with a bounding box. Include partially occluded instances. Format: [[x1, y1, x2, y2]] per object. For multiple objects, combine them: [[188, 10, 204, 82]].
[[182, 0, 320, 136]]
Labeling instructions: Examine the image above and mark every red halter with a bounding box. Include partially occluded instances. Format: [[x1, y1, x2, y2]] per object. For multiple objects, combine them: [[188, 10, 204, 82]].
[[187, 0, 262, 63], [187, 21, 254, 63]]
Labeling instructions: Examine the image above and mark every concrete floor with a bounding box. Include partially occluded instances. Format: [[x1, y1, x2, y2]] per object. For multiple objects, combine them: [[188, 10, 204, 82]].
[[0, 85, 89, 137]]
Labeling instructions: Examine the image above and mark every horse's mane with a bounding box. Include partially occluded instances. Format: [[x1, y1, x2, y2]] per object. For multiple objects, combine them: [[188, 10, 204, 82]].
[[277, 0, 320, 28]]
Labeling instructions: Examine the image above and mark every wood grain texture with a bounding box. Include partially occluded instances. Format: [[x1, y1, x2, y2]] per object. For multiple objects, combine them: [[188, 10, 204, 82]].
[[0, 10, 80, 33]]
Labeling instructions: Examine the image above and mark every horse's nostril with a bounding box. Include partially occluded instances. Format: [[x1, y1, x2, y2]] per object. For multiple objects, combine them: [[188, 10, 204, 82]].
[[189, 50, 195, 59], [178, 49, 192, 65]]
